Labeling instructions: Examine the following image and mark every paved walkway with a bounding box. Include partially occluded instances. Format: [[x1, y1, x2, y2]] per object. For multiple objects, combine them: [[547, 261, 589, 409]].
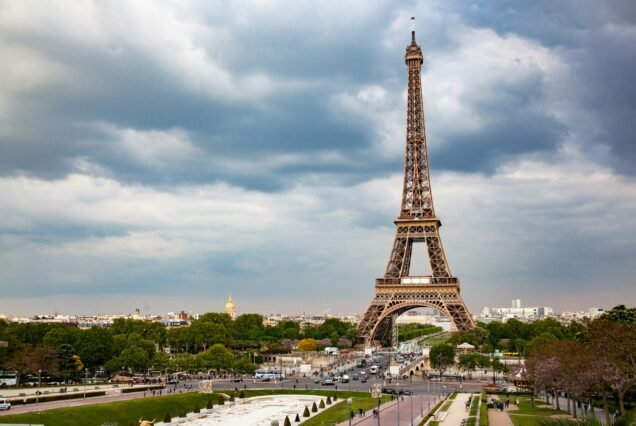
[[438, 393, 472, 425], [337, 394, 437, 426]]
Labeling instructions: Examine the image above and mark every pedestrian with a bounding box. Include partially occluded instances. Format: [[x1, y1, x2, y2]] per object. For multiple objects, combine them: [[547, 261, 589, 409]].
[[143, 391, 146, 398], [22, 397, 26, 406], [358, 408, 363, 418], [515, 399, 519, 407], [293, 384, 296, 390], [584, 401, 589, 414], [372, 408, 377, 418]]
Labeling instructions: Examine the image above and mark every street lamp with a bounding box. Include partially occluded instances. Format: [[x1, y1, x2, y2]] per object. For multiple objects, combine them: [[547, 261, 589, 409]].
[[347, 398, 353, 426], [83, 368, 88, 399], [36, 369, 41, 406]]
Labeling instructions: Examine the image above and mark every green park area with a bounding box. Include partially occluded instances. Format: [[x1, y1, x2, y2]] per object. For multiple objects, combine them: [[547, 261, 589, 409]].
[[502, 395, 567, 426], [0, 389, 389, 426]]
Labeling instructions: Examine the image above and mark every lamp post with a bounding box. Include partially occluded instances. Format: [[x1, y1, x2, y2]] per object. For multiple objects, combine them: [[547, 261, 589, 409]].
[[36, 369, 41, 406], [397, 391, 400, 425], [377, 396, 381, 426], [83, 368, 88, 399], [347, 398, 353, 426], [410, 375, 414, 426]]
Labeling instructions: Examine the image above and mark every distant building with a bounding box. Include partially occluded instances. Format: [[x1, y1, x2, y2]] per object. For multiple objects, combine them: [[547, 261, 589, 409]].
[[225, 294, 236, 319], [479, 299, 553, 322]]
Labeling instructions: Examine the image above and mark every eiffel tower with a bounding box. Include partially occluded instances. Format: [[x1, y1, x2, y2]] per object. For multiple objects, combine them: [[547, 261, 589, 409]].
[[358, 23, 474, 345]]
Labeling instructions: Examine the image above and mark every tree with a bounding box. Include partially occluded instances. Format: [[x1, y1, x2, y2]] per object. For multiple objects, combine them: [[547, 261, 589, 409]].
[[56, 344, 83, 381], [587, 319, 636, 417], [429, 344, 455, 379], [601, 305, 636, 325], [234, 357, 257, 375], [526, 332, 558, 357], [297, 339, 318, 352], [75, 327, 113, 370], [196, 344, 234, 372]]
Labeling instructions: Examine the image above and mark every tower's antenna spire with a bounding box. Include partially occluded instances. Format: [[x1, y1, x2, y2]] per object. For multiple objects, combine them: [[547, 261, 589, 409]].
[[411, 16, 416, 43]]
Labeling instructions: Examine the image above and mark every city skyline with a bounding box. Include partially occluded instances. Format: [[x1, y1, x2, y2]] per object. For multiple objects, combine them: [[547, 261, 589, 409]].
[[1, 1, 635, 317]]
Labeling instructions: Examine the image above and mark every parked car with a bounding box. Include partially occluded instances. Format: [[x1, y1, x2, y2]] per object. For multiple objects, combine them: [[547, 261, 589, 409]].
[[360, 377, 367, 383], [322, 378, 335, 386], [0, 399, 10, 411], [352, 374, 359, 381]]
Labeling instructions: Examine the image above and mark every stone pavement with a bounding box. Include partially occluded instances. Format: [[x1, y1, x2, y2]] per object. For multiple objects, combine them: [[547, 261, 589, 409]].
[[438, 393, 472, 425], [488, 408, 514, 426], [337, 394, 438, 426]]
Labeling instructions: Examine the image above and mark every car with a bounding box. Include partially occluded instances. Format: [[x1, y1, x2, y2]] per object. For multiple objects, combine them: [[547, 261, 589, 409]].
[[230, 377, 242, 382], [0, 399, 10, 411], [314, 378, 320, 384], [352, 374, 359, 381], [430, 377, 441, 382], [360, 377, 367, 383], [322, 378, 335, 386]]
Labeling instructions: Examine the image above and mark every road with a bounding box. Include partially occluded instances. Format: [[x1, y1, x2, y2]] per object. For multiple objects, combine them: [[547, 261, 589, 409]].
[[0, 353, 497, 416]]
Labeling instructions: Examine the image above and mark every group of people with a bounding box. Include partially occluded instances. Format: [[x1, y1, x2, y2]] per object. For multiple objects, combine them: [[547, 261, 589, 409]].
[[349, 408, 366, 419], [491, 397, 519, 411]]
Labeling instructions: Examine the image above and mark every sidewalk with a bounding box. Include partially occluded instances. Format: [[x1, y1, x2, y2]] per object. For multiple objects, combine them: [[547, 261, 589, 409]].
[[337, 394, 437, 426], [438, 393, 472, 425]]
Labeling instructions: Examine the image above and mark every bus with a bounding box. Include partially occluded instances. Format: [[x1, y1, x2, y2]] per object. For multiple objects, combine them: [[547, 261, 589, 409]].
[[253, 369, 284, 380], [0, 371, 18, 387]]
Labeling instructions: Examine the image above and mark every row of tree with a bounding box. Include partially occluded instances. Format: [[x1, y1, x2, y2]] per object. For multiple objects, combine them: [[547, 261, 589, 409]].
[[0, 314, 358, 381], [526, 306, 636, 423]]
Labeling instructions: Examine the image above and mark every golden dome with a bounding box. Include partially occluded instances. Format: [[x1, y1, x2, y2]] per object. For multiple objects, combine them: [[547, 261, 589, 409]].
[[225, 294, 235, 310]]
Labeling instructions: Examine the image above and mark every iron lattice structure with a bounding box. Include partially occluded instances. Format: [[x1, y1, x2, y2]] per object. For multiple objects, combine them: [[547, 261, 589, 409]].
[[358, 30, 474, 344]]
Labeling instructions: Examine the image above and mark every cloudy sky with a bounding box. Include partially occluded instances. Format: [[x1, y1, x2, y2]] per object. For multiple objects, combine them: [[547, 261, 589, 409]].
[[1, 0, 635, 317]]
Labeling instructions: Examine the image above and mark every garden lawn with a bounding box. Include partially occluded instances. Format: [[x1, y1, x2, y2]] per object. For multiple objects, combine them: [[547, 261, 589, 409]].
[[506, 395, 568, 426], [0, 392, 223, 426], [0, 389, 377, 426], [302, 394, 391, 426]]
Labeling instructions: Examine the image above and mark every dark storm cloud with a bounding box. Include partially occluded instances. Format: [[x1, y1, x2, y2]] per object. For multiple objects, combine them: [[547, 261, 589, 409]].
[[1, 0, 601, 188], [457, 0, 636, 171]]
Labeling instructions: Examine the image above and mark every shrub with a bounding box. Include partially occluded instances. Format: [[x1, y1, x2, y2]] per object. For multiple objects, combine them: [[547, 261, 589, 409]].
[[239, 390, 245, 399], [312, 401, 318, 412], [284, 416, 292, 426], [319, 399, 325, 408], [219, 398, 225, 405], [333, 393, 338, 401], [479, 399, 488, 426], [229, 394, 235, 402], [179, 411, 187, 418], [163, 412, 171, 422], [303, 406, 310, 417], [326, 395, 332, 405], [194, 405, 200, 413], [206, 399, 213, 409], [295, 413, 300, 422]]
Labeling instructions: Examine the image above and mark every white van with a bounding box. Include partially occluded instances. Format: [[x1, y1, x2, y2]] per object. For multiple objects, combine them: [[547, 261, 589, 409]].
[[0, 398, 11, 410]]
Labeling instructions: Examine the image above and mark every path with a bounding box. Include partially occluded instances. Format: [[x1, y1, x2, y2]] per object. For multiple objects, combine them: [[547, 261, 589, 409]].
[[437, 393, 471, 425], [337, 394, 437, 426]]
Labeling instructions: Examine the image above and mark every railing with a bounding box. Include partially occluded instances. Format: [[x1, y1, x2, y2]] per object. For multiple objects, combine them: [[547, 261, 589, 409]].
[[376, 277, 458, 286]]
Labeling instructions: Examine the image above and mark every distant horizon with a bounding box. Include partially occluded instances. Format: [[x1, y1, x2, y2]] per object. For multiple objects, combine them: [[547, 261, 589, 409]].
[[0, 296, 615, 319]]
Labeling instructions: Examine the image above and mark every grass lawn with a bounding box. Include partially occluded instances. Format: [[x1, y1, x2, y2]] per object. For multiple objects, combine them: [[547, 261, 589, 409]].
[[503, 395, 568, 426], [0, 389, 378, 426], [0, 392, 223, 426], [303, 394, 391, 426]]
